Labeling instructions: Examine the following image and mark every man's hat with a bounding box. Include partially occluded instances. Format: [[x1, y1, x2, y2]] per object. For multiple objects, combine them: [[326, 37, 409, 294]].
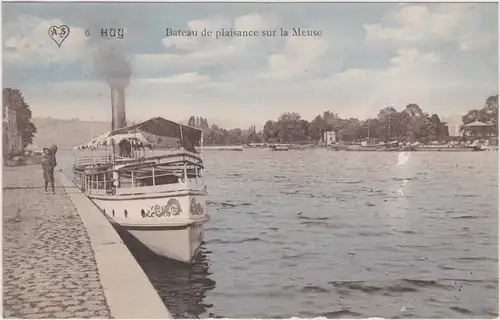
[[49, 144, 58, 155]]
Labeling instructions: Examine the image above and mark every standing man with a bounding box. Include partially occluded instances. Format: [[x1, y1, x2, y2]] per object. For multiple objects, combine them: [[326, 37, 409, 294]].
[[41, 146, 57, 194]]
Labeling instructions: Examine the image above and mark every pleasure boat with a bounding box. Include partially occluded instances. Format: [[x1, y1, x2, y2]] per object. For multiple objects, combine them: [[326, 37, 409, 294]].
[[414, 143, 484, 152], [270, 144, 289, 151], [328, 143, 349, 151], [72, 117, 210, 263]]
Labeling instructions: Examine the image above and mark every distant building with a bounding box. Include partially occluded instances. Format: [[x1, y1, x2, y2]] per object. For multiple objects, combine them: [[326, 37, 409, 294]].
[[3, 105, 23, 158], [442, 115, 463, 137], [323, 131, 336, 145], [447, 123, 462, 137]]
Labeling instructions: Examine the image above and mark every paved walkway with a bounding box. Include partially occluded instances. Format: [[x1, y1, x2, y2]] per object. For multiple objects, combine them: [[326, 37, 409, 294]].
[[3, 165, 111, 318]]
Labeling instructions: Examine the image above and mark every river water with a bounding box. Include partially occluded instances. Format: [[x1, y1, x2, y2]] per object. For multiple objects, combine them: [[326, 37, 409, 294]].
[[57, 149, 499, 318]]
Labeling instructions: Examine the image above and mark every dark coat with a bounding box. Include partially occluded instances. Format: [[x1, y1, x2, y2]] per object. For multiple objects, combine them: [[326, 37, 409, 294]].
[[42, 149, 57, 181]]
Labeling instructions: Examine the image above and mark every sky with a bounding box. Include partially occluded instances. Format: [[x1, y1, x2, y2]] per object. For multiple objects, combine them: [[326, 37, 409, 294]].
[[2, 2, 498, 129]]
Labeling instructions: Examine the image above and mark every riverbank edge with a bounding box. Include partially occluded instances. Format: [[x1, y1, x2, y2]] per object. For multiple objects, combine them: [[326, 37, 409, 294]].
[[55, 170, 172, 319]]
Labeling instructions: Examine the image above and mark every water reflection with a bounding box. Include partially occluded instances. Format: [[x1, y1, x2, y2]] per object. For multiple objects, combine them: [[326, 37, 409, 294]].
[[112, 225, 216, 318]]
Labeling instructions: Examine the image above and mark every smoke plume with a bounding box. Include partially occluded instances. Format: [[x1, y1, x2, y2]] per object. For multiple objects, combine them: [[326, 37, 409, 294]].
[[93, 43, 132, 89], [93, 43, 131, 131]]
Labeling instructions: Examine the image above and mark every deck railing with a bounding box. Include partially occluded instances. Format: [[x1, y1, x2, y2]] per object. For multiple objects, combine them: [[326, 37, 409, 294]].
[[75, 155, 112, 166], [73, 152, 204, 194], [75, 151, 202, 167]]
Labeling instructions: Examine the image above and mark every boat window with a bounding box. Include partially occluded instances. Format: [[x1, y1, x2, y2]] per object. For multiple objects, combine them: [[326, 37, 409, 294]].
[[186, 167, 202, 178], [116, 164, 203, 187]]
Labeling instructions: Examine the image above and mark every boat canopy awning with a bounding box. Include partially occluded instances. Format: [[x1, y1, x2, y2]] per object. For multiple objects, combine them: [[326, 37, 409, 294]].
[[76, 132, 154, 150], [76, 117, 202, 152]]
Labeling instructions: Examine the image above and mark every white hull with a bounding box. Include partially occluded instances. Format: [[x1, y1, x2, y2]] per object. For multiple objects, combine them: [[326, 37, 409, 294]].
[[414, 146, 484, 152], [127, 223, 205, 262], [87, 180, 209, 263], [271, 145, 289, 151], [482, 146, 498, 151], [201, 145, 244, 151]]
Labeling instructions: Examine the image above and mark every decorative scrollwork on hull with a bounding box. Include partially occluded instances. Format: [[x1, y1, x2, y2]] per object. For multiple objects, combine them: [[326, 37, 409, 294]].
[[190, 198, 205, 216], [142, 199, 183, 218]]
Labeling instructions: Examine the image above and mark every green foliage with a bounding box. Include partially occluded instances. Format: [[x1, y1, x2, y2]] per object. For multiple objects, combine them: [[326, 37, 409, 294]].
[[3, 88, 38, 148], [167, 95, 500, 146], [460, 94, 498, 137], [256, 103, 451, 144], [189, 102, 455, 145]]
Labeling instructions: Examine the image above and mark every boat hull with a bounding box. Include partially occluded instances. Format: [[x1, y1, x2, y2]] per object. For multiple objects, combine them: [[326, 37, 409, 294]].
[[201, 146, 243, 151], [271, 145, 289, 151], [329, 145, 349, 151], [414, 146, 484, 152], [88, 185, 209, 263], [482, 146, 498, 151], [346, 146, 402, 151], [122, 222, 206, 263]]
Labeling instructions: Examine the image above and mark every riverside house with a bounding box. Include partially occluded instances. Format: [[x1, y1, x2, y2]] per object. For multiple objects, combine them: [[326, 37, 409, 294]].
[[3, 105, 23, 159]]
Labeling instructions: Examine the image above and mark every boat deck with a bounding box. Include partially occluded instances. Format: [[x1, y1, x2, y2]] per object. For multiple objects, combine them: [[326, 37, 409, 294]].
[[73, 152, 204, 193]]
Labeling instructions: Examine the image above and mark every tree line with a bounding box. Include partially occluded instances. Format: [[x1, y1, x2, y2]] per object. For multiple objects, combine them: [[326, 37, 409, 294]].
[[2, 87, 498, 154], [461, 94, 498, 136], [3, 88, 37, 157], [190, 95, 498, 146]]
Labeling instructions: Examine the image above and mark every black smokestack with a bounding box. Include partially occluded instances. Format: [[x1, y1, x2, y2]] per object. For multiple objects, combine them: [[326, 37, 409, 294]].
[[94, 44, 131, 131], [110, 87, 126, 130]]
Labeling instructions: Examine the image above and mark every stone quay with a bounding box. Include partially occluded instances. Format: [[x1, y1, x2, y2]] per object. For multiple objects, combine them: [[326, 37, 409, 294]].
[[3, 165, 171, 319]]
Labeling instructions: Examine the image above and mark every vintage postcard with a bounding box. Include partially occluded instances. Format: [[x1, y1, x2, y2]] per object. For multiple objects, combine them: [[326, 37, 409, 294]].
[[2, 2, 498, 319]]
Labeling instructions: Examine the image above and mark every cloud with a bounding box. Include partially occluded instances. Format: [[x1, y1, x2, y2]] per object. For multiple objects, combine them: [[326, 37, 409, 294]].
[[140, 72, 211, 84], [157, 13, 277, 69], [330, 49, 442, 87], [234, 13, 273, 30], [363, 4, 497, 51], [261, 35, 328, 79], [2, 3, 497, 129], [17, 44, 496, 129], [130, 13, 283, 82], [2, 15, 90, 67], [162, 16, 230, 51], [311, 47, 495, 118]]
